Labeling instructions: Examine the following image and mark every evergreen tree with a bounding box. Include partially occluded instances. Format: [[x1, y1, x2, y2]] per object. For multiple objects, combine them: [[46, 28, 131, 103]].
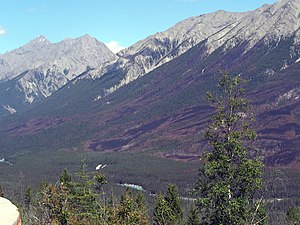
[[153, 184, 183, 225], [117, 189, 135, 223], [68, 159, 102, 223], [115, 189, 150, 225], [38, 163, 103, 224], [40, 182, 69, 224], [187, 204, 201, 225], [153, 194, 174, 225], [286, 206, 300, 225], [196, 72, 266, 225], [20, 160, 152, 224], [135, 191, 149, 221], [164, 184, 183, 224], [60, 169, 72, 187], [24, 186, 33, 208], [94, 172, 107, 191]]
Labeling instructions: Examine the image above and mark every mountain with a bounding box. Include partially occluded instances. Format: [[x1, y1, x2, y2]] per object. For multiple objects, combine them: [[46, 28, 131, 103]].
[[1, 0, 300, 167], [76, 0, 300, 96], [0, 35, 116, 116]]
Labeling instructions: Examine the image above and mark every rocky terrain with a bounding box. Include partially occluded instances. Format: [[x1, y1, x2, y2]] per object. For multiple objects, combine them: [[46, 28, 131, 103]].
[[0, 35, 116, 116], [77, 0, 300, 98]]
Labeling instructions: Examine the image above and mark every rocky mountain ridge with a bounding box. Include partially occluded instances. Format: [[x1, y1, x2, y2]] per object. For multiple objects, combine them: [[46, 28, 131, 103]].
[[2, 0, 300, 116], [0, 34, 116, 81], [0, 34, 116, 116], [77, 0, 300, 99]]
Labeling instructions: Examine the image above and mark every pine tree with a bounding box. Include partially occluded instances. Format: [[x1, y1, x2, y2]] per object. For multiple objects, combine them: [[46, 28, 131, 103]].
[[286, 206, 300, 225], [60, 169, 72, 187], [153, 194, 174, 225], [38, 163, 103, 224], [135, 191, 149, 222], [164, 184, 183, 224], [94, 172, 107, 191], [115, 189, 150, 225], [68, 159, 101, 223], [40, 182, 69, 224], [153, 184, 183, 225], [24, 186, 33, 208], [196, 72, 266, 225], [187, 204, 201, 225], [117, 189, 135, 223]]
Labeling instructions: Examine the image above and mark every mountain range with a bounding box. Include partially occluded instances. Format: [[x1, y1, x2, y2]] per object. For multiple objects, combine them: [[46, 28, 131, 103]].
[[1, 0, 300, 167], [0, 34, 116, 116]]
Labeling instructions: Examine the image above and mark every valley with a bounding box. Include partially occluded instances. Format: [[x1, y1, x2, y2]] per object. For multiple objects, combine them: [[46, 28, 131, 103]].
[[1, 0, 300, 224]]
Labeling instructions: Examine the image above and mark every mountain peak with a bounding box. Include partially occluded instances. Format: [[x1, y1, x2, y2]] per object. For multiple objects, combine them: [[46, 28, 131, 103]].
[[30, 35, 51, 45], [21, 35, 51, 51], [36, 35, 48, 42], [76, 34, 97, 43], [79, 34, 93, 39], [60, 34, 98, 46]]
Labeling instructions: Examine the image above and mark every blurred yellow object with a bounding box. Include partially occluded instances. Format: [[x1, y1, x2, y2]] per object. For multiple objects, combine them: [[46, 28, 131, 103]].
[[0, 197, 21, 225]]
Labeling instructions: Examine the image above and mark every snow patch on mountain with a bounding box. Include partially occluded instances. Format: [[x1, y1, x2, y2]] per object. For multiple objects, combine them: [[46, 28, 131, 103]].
[[275, 87, 300, 106], [2, 105, 16, 114]]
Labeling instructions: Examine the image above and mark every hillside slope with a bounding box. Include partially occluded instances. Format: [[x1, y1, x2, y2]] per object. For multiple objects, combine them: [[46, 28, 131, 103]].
[[1, 0, 300, 167]]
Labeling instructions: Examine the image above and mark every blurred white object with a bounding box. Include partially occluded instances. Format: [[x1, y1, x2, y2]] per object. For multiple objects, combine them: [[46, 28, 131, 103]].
[[96, 164, 107, 170], [0, 197, 21, 225]]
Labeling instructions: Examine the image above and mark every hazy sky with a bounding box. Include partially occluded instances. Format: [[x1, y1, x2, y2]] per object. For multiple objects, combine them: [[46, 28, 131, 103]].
[[0, 0, 277, 53]]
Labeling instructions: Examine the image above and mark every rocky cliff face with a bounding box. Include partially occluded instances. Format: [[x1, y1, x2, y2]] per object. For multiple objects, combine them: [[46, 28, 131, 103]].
[[82, 10, 247, 94], [0, 35, 116, 115], [79, 0, 300, 98], [2, 0, 300, 116], [0, 35, 116, 81]]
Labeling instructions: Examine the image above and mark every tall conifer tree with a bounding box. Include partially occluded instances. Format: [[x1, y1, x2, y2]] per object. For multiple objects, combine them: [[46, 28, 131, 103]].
[[196, 72, 266, 225]]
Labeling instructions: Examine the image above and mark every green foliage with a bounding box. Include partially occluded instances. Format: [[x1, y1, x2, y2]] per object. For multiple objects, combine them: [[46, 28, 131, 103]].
[[40, 182, 69, 224], [94, 172, 107, 191], [164, 184, 183, 222], [67, 160, 101, 222], [286, 206, 300, 225], [20, 160, 150, 225], [196, 72, 266, 225], [60, 169, 72, 185], [153, 194, 175, 225], [153, 184, 183, 225], [24, 186, 33, 208], [21, 162, 104, 224], [187, 204, 201, 225], [113, 189, 150, 225]]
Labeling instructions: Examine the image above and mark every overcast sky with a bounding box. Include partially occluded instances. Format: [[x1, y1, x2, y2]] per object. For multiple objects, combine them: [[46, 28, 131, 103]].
[[0, 0, 277, 54]]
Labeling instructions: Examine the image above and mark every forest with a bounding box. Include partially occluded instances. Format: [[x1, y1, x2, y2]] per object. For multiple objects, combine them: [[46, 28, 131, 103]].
[[0, 73, 298, 225]]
